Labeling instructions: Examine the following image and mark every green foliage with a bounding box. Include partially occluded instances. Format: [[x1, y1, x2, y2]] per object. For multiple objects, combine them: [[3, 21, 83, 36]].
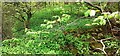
[[92, 16, 106, 25], [59, 14, 71, 24], [84, 10, 96, 17], [2, 2, 120, 55], [84, 10, 91, 17], [66, 18, 94, 31], [92, 11, 120, 26]]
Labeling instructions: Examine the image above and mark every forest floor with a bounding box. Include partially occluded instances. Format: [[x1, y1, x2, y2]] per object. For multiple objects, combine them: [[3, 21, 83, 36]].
[[2, 5, 120, 55]]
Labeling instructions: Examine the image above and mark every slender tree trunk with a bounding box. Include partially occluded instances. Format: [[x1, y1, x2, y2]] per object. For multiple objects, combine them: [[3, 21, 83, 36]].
[[24, 19, 30, 29], [24, 20, 27, 29], [26, 19, 30, 29], [25, 8, 32, 29], [24, 2, 32, 29]]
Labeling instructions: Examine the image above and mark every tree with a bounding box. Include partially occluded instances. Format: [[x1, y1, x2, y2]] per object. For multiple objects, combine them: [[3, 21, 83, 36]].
[[2, 2, 42, 39], [13, 2, 41, 29]]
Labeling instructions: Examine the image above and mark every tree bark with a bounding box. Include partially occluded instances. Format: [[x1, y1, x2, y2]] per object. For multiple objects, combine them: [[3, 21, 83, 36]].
[[25, 7, 32, 29], [25, 19, 30, 29]]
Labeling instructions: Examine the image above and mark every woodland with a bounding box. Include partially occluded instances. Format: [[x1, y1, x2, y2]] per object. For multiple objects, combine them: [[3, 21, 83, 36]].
[[1, 1, 120, 56]]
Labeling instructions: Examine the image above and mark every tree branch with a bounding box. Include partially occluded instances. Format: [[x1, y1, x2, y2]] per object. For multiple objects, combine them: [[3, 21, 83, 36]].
[[15, 10, 26, 21], [92, 37, 108, 56], [19, 14, 26, 21], [12, 15, 24, 22], [85, 2, 103, 13]]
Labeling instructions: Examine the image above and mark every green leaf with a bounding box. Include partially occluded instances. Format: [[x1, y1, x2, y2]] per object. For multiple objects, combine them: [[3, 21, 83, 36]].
[[84, 10, 90, 17], [92, 16, 106, 25]]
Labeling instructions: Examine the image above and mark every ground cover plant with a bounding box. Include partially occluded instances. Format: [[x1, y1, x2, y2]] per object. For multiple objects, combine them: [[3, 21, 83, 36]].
[[1, 1, 120, 56]]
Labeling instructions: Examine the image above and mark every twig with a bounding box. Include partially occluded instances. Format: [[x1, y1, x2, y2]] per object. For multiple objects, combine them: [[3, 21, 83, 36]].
[[101, 37, 115, 41], [115, 48, 120, 56], [100, 40, 108, 56], [84, 2, 103, 13], [92, 37, 108, 56], [92, 37, 98, 41], [92, 37, 115, 42], [106, 17, 117, 38]]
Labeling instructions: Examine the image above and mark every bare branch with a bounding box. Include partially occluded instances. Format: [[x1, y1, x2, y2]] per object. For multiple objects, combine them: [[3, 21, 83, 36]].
[[115, 48, 120, 56], [100, 40, 107, 56], [91, 37, 108, 56], [85, 2, 103, 13]]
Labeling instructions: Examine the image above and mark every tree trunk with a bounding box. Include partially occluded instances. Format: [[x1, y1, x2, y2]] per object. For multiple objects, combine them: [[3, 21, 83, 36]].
[[24, 5, 32, 29], [24, 19, 30, 29], [26, 19, 30, 29], [25, 9, 32, 29]]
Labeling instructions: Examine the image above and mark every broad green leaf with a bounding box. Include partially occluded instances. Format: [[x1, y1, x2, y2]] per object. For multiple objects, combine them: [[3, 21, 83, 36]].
[[84, 10, 90, 17]]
